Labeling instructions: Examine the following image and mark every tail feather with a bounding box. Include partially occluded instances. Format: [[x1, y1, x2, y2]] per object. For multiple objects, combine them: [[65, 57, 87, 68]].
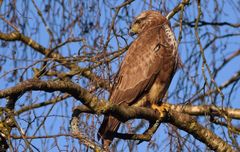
[[97, 116, 109, 140], [98, 116, 121, 144]]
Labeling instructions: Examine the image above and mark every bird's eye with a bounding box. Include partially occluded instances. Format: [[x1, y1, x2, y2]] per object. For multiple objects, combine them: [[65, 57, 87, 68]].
[[134, 20, 141, 24]]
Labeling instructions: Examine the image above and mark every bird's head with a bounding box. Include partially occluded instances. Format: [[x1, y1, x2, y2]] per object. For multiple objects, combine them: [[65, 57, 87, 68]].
[[129, 10, 167, 36]]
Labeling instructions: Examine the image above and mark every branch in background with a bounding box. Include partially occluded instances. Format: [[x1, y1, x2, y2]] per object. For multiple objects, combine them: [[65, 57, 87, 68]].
[[183, 20, 240, 28], [211, 117, 240, 134], [214, 49, 240, 77], [43, 45, 129, 82], [103, 0, 135, 51], [31, 0, 54, 45], [0, 15, 19, 32], [166, 110, 234, 152], [15, 94, 70, 115], [203, 34, 240, 51], [11, 133, 105, 152], [166, 0, 190, 20], [0, 31, 110, 90], [191, 70, 240, 102], [195, 0, 224, 102]]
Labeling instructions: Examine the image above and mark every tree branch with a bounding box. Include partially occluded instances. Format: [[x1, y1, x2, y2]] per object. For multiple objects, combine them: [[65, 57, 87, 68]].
[[0, 31, 110, 90], [0, 78, 236, 151], [73, 104, 235, 152], [166, 111, 235, 152], [166, 0, 190, 20], [74, 103, 240, 120], [183, 20, 240, 28], [12, 133, 105, 152], [171, 104, 240, 119], [0, 79, 99, 111]]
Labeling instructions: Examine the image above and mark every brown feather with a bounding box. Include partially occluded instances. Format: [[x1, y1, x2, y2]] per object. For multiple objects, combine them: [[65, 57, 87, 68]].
[[98, 10, 179, 146]]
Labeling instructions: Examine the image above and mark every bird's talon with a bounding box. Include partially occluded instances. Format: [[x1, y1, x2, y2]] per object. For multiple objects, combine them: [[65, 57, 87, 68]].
[[151, 103, 169, 118]]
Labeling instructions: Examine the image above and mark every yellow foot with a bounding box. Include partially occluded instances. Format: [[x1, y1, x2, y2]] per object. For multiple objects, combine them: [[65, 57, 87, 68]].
[[151, 103, 170, 118]]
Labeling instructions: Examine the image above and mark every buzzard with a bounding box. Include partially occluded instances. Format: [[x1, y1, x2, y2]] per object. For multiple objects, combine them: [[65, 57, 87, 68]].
[[98, 10, 180, 147]]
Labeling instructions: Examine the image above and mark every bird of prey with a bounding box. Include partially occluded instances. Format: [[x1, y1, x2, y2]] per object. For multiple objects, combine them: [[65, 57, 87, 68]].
[[98, 10, 180, 148]]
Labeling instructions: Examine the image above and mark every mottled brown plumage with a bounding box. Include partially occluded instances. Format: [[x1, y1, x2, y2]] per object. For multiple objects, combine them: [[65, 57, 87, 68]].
[[98, 10, 180, 147]]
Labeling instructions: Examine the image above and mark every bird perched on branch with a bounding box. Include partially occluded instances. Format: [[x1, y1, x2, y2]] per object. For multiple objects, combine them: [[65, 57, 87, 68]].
[[98, 10, 180, 148]]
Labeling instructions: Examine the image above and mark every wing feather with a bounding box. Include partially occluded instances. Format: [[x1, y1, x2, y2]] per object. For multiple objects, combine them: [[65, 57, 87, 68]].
[[110, 27, 166, 105]]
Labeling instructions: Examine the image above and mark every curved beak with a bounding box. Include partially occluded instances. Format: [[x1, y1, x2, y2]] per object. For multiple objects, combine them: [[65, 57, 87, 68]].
[[128, 24, 138, 36], [129, 29, 136, 36]]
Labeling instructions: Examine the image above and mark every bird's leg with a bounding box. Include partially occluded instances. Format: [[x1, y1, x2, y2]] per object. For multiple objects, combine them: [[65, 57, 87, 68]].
[[151, 102, 170, 118]]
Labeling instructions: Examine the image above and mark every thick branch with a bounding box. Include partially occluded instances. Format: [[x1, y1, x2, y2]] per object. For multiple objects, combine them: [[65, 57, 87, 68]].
[[171, 104, 240, 119], [0, 79, 235, 151], [1, 78, 239, 119], [73, 104, 234, 152], [167, 111, 235, 152], [73, 103, 159, 123], [0, 79, 99, 110], [74, 104, 240, 120]]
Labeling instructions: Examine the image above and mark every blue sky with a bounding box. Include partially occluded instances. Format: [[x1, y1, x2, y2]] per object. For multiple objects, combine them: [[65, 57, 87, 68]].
[[0, 0, 239, 151]]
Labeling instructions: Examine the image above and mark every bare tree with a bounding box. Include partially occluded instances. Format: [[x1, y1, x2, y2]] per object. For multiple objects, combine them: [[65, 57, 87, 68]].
[[0, 0, 239, 151]]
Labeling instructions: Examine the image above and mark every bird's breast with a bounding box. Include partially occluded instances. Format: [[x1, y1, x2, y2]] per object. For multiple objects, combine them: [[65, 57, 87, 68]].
[[163, 24, 177, 55], [148, 81, 165, 104]]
